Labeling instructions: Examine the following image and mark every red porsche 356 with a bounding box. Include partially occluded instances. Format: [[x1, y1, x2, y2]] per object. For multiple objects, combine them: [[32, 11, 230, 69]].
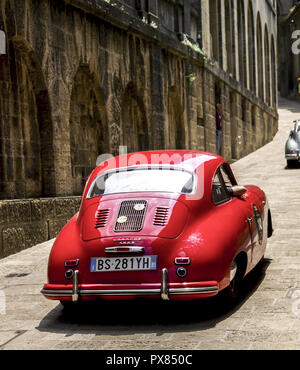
[[41, 150, 273, 307]]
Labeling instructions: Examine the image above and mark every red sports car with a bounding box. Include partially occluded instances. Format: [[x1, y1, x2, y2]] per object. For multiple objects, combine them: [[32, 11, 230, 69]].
[[41, 150, 273, 307]]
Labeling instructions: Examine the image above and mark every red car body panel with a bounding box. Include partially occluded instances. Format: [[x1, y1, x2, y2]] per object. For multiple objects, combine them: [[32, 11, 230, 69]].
[[41, 151, 271, 302]]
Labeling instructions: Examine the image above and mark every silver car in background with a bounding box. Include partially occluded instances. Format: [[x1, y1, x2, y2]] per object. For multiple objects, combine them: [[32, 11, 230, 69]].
[[285, 120, 300, 168]]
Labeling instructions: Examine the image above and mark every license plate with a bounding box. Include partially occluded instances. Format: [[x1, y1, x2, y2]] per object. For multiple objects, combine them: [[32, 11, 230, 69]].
[[90, 256, 157, 272]]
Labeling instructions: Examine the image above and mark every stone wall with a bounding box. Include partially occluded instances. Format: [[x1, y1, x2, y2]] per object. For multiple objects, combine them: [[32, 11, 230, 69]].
[[0, 0, 279, 258], [0, 197, 81, 258]]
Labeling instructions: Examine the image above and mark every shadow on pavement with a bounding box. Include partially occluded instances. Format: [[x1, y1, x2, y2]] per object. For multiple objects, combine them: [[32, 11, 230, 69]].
[[285, 162, 300, 170], [36, 259, 271, 336]]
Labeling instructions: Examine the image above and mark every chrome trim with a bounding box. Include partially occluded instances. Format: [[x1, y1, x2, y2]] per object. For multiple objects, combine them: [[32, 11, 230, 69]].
[[285, 154, 298, 159], [161, 268, 169, 301], [64, 259, 79, 267], [168, 286, 218, 295], [72, 270, 79, 302], [105, 246, 145, 254], [41, 285, 219, 297], [113, 238, 142, 242], [41, 289, 73, 296], [174, 257, 191, 265], [80, 289, 160, 296]]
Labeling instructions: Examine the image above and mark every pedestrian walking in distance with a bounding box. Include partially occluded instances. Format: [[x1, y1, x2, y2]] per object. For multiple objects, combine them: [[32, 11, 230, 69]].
[[216, 103, 223, 155]]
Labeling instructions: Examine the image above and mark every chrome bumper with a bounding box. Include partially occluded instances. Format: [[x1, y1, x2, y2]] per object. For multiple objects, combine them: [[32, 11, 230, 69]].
[[286, 154, 299, 160], [41, 269, 219, 301]]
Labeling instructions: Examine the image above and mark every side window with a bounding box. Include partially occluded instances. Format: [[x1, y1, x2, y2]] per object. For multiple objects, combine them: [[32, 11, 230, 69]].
[[220, 165, 234, 187], [212, 169, 231, 205]]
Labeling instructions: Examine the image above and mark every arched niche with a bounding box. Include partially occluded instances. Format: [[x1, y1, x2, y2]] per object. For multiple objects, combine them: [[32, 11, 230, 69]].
[[264, 25, 271, 106], [121, 81, 149, 153], [237, 0, 247, 88], [0, 37, 54, 199], [167, 86, 186, 150], [248, 1, 256, 92], [256, 13, 264, 100], [69, 64, 109, 195]]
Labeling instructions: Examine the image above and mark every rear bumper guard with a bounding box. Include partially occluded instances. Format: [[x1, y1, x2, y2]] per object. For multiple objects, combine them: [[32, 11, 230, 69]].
[[41, 269, 219, 301]]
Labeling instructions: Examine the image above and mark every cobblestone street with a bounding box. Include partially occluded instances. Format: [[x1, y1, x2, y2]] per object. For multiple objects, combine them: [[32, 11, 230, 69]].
[[0, 97, 300, 350]]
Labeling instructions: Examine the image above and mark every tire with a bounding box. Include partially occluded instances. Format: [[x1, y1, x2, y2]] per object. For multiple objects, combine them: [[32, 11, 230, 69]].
[[287, 160, 295, 168], [225, 259, 243, 300]]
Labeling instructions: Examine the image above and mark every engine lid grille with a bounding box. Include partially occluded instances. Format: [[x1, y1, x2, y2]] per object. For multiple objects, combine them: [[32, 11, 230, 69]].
[[114, 200, 147, 232], [95, 209, 110, 228], [153, 207, 169, 226]]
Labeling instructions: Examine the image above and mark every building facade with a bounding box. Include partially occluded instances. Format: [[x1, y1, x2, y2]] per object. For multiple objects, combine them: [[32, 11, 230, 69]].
[[0, 0, 278, 257], [278, 0, 300, 98]]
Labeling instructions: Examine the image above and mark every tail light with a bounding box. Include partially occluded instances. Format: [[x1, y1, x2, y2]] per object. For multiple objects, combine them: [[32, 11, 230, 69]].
[[64, 259, 79, 267], [175, 257, 190, 265]]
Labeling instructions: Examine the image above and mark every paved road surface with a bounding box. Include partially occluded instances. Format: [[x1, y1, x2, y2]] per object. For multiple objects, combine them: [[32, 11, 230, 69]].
[[0, 97, 300, 350]]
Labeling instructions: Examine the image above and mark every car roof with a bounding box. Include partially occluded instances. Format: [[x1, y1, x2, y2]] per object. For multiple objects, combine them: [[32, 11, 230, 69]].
[[82, 151, 232, 203], [94, 150, 223, 175]]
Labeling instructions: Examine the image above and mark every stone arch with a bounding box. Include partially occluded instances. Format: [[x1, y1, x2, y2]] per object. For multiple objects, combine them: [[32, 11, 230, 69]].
[[69, 64, 109, 195], [225, 0, 233, 73], [264, 25, 271, 106], [248, 1, 256, 92], [271, 35, 277, 108], [256, 13, 264, 100], [230, 0, 236, 78], [0, 37, 54, 199], [209, 0, 220, 63], [121, 81, 149, 153], [229, 91, 238, 160], [167, 86, 186, 150], [237, 0, 247, 87]]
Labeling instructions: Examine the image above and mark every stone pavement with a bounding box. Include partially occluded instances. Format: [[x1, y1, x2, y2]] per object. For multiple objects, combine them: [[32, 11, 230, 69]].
[[0, 96, 300, 350]]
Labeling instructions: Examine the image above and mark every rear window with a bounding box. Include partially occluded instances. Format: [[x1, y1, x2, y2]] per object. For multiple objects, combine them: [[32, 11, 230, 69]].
[[87, 167, 195, 198]]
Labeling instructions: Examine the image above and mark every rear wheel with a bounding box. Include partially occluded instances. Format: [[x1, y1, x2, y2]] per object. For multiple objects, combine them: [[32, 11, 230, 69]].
[[225, 256, 246, 300]]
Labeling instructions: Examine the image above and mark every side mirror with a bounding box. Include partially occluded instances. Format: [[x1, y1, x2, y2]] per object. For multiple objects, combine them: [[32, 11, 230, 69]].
[[231, 186, 247, 197], [290, 130, 294, 138]]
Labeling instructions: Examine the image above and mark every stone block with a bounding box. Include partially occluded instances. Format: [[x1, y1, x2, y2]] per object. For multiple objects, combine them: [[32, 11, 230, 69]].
[[24, 222, 49, 248], [41, 198, 56, 219], [30, 200, 42, 221], [5, 201, 31, 224], [55, 198, 74, 218], [55, 197, 80, 219], [48, 219, 69, 239], [1, 227, 26, 258], [0, 201, 8, 225]]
